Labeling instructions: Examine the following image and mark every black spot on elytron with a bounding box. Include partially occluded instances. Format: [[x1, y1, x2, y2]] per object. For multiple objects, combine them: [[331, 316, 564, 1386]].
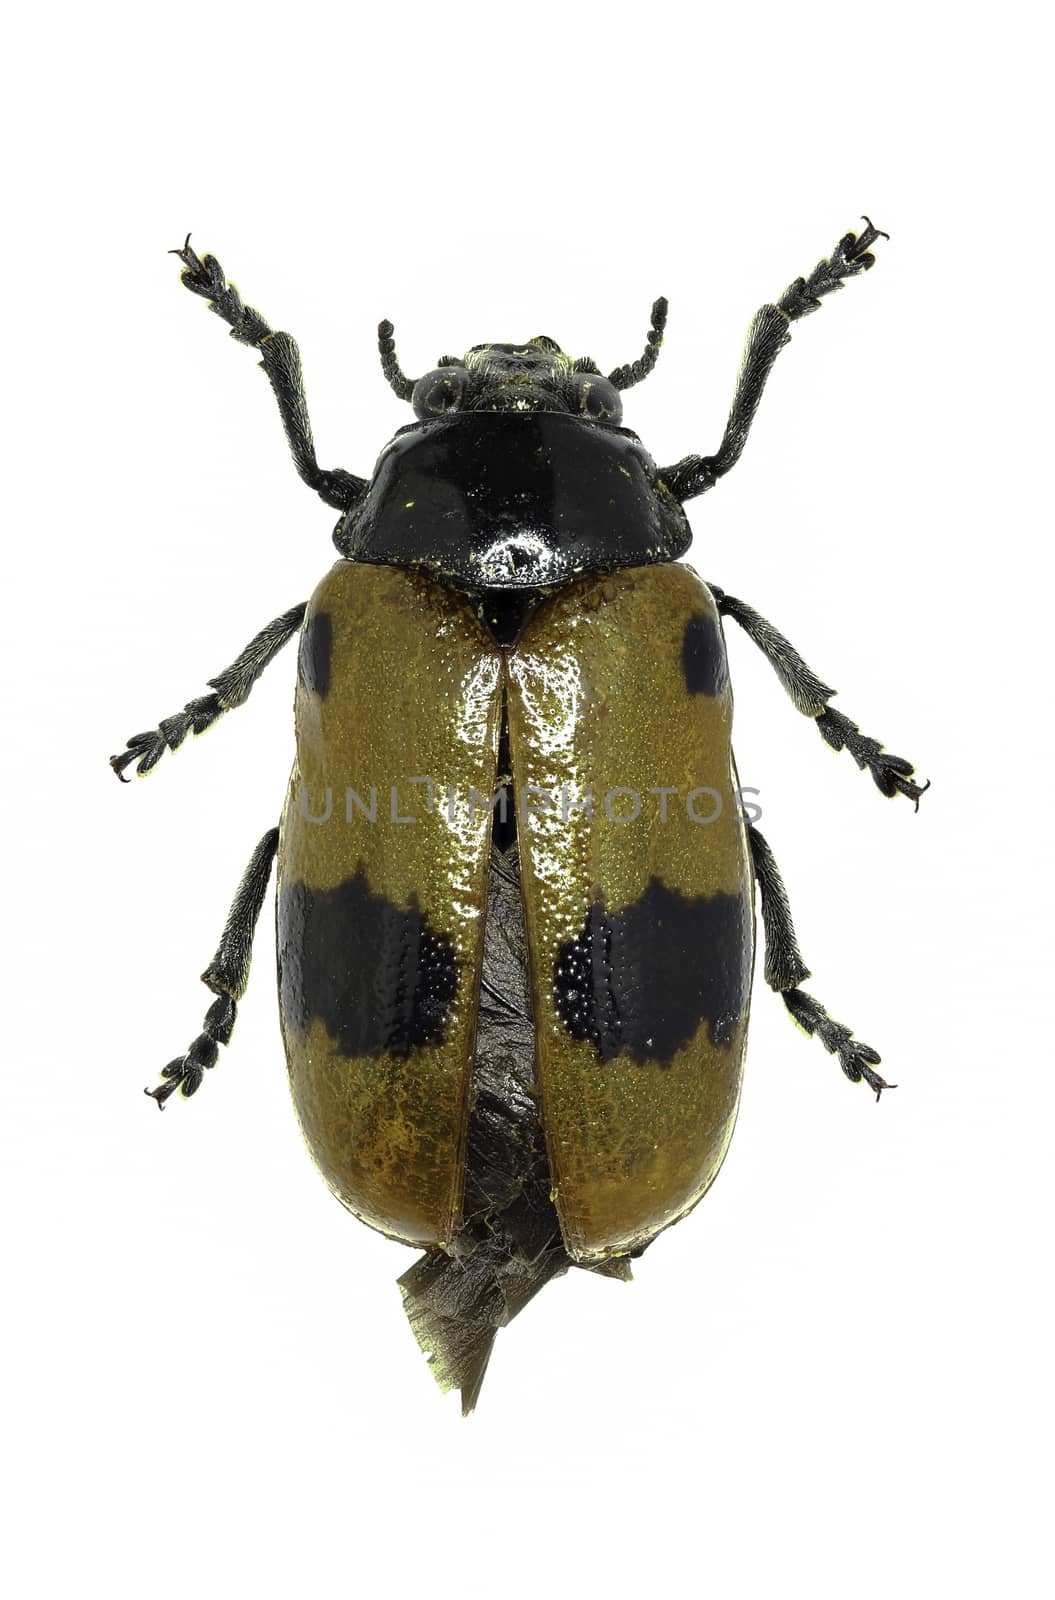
[[554, 877, 751, 1066], [298, 611, 332, 697], [682, 611, 728, 697], [279, 865, 459, 1057]]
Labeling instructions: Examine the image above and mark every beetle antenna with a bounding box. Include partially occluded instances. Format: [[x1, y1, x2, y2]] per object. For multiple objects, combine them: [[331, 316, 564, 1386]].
[[378, 320, 418, 401], [171, 236, 366, 512], [608, 297, 669, 391]]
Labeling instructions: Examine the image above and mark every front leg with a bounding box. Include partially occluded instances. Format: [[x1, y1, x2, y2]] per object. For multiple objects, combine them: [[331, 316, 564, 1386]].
[[660, 219, 888, 501], [172, 238, 368, 512], [709, 584, 928, 808], [110, 601, 305, 779]]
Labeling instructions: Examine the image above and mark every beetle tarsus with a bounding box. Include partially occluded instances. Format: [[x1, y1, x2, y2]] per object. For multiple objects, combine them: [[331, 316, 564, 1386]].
[[815, 706, 928, 805], [110, 604, 305, 780], [171, 239, 366, 510], [139, 829, 278, 1106], [659, 220, 887, 501], [110, 693, 222, 779], [144, 1042, 215, 1108], [712, 586, 927, 807], [144, 1079, 179, 1109], [783, 987, 888, 1095], [860, 1063, 896, 1101], [778, 222, 886, 322], [853, 216, 891, 259], [749, 826, 894, 1098], [169, 232, 199, 272], [912, 777, 932, 814]]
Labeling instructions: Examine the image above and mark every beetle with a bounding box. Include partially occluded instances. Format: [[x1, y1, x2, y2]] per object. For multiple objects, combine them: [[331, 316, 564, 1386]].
[[112, 220, 926, 1413]]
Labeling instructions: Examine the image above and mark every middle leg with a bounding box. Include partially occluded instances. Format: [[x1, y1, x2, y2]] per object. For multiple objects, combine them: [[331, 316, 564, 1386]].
[[711, 584, 928, 808]]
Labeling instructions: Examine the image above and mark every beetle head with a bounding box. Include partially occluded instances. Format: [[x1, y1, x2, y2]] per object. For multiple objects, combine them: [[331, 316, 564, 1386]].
[[411, 339, 624, 424], [377, 299, 667, 423]]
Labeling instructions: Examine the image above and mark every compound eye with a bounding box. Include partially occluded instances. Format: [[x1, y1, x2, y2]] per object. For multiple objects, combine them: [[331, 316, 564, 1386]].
[[412, 367, 467, 419], [568, 373, 623, 424]]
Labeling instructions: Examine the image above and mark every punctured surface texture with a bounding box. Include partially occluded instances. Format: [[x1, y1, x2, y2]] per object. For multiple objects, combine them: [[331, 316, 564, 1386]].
[[506, 564, 754, 1259], [277, 562, 502, 1247], [278, 561, 753, 1262]]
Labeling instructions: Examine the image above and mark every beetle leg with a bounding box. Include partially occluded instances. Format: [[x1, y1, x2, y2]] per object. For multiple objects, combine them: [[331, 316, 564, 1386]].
[[145, 828, 279, 1107], [747, 824, 893, 1100], [814, 707, 930, 808], [110, 602, 306, 779], [659, 220, 887, 502], [171, 237, 368, 513], [711, 585, 928, 808]]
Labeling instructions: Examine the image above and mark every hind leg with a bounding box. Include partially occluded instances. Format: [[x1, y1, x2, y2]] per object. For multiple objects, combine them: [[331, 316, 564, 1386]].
[[145, 827, 279, 1106], [747, 823, 893, 1099]]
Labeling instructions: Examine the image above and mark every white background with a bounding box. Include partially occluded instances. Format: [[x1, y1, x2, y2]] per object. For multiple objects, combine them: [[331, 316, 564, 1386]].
[[3, 4, 1050, 1597]]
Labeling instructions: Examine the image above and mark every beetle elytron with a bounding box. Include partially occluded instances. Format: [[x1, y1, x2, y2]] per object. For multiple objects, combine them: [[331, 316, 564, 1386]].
[[112, 220, 926, 1412]]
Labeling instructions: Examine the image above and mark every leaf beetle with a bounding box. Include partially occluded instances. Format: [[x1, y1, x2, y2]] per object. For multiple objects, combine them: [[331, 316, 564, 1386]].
[[112, 219, 926, 1412]]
